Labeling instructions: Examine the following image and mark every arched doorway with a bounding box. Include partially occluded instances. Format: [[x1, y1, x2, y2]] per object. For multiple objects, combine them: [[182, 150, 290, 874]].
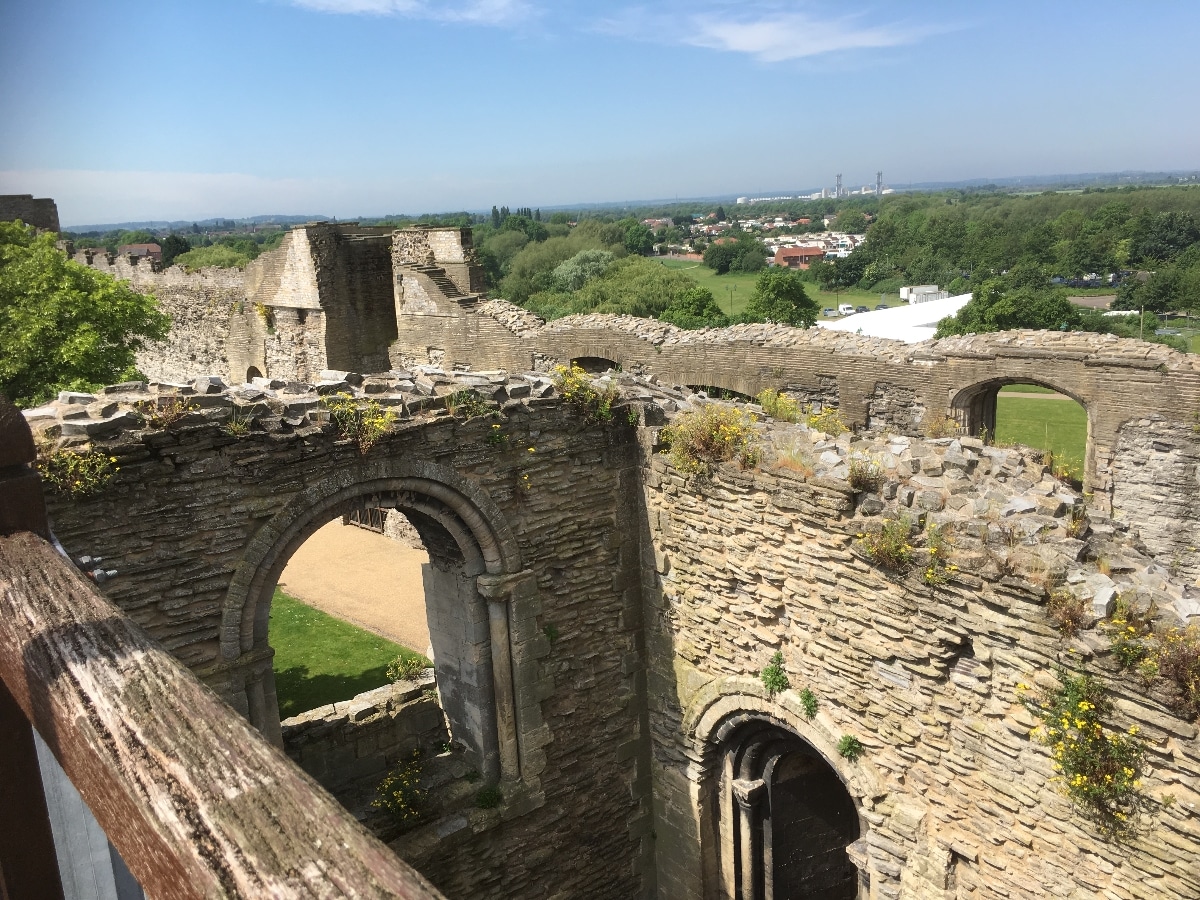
[[715, 718, 862, 900], [221, 464, 529, 785], [246, 366, 264, 381], [950, 378, 1091, 487]]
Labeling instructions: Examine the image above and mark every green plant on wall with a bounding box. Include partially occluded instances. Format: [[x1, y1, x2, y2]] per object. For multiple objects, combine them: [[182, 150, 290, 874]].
[[760, 651, 789, 697], [660, 404, 760, 476], [446, 389, 493, 420], [321, 392, 397, 454], [1018, 668, 1150, 834], [37, 447, 119, 498], [552, 363, 621, 425], [799, 687, 818, 719], [857, 516, 914, 571], [837, 735, 865, 761], [372, 749, 426, 829]]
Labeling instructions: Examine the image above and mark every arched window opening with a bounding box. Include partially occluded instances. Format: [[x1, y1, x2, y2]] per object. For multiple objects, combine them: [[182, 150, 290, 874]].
[[570, 356, 618, 374], [951, 379, 1088, 488], [716, 719, 862, 900], [246, 366, 263, 382]]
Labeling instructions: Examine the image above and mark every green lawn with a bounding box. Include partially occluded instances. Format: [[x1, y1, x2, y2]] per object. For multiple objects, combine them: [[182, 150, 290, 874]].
[[995, 395, 1087, 478], [655, 258, 898, 318], [271, 588, 428, 718]]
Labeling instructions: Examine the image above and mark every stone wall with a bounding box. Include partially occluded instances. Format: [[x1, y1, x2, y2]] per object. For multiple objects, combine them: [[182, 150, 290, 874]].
[[71, 249, 244, 383], [0, 193, 59, 231], [29, 371, 653, 900], [637, 412, 1200, 900]]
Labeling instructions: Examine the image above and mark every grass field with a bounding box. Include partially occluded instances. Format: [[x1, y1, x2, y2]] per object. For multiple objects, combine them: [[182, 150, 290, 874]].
[[995, 394, 1087, 478], [655, 258, 896, 318], [271, 588, 428, 718]]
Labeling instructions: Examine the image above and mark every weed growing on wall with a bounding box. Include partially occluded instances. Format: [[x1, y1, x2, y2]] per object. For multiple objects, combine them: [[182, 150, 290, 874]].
[[475, 785, 503, 809], [759, 651, 789, 697], [804, 404, 847, 437], [756, 389, 802, 423], [772, 446, 814, 477], [1047, 588, 1089, 636], [552, 364, 621, 424], [386, 654, 430, 682], [322, 392, 397, 454], [222, 409, 254, 437], [486, 423, 510, 447], [837, 735, 865, 761], [1155, 626, 1200, 719], [138, 396, 198, 428], [924, 413, 960, 439], [858, 516, 914, 571], [372, 750, 426, 829], [1018, 669, 1149, 834], [921, 523, 958, 586], [446, 389, 493, 420], [660, 405, 760, 476], [1102, 597, 1155, 671], [37, 448, 119, 498], [799, 687, 818, 718], [847, 457, 884, 492]]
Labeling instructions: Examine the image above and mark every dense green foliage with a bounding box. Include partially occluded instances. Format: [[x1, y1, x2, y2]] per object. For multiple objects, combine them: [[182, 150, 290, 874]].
[[0, 222, 170, 406], [745, 268, 819, 326], [173, 243, 254, 270], [702, 231, 769, 274]]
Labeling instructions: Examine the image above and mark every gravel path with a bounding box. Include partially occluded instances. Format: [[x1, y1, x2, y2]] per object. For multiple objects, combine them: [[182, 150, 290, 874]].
[[277, 520, 431, 654]]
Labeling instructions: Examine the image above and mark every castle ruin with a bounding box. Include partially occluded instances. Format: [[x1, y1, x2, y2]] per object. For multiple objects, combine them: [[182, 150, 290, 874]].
[[18, 225, 1200, 899]]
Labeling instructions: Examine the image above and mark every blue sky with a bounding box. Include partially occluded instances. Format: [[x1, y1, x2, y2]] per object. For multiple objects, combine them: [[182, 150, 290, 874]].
[[2, 0, 1197, 226]]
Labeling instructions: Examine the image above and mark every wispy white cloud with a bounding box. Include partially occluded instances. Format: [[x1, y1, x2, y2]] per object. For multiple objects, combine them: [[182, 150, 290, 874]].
[[596, 4, 942, 63], [286, 0, 536, 27]]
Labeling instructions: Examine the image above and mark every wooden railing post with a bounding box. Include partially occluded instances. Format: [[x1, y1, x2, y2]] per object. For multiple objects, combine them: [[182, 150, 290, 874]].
[[0, 392, 63, 899]]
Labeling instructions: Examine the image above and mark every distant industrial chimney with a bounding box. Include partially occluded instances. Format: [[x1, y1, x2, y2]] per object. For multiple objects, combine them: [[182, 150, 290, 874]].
[[876, 171, 883, 196], [835, 174, 843, 199]]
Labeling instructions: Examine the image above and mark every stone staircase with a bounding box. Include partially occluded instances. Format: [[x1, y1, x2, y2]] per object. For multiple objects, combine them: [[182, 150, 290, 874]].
[[410, 264, 482, 307]]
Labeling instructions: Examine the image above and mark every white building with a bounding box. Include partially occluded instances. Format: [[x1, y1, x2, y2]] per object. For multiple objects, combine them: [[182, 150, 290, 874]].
[[816, 293, 972, 343]]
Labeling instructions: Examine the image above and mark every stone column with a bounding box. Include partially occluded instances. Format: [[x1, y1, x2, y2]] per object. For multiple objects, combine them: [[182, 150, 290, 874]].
[[476, 572, 534, 783], [732, 778, 766, 900]]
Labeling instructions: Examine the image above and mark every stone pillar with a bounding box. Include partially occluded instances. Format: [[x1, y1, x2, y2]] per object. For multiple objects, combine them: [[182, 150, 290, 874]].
[[476, 571, 538, 783], [732, 778, 766, 900]]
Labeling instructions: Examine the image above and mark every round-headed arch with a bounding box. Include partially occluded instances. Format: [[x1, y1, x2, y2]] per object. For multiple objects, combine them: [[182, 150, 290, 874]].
[[221, 458, 522, 661], [948, 375, 1095, 487]]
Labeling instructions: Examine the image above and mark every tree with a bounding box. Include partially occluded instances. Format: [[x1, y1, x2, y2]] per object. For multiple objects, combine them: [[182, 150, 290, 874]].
[[745, 268, 819, 327], [660, 286, 728, 329], [703, 242, 739, 275], [552, 249, 614, 291], [160, 234, 192, 267], [0, 222, 170, 407], [935, 279, 1080, 337]]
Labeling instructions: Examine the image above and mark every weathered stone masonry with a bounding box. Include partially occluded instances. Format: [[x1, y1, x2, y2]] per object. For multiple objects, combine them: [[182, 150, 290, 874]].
[[32, 375, 652, 900], [25, 366, 1200, 900], [42, 222, 1200, 898]]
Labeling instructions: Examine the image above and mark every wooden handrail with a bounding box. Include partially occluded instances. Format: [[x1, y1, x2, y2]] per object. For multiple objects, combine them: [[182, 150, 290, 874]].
[[0, 531, 445, 899], [0, 391, 443, 899]]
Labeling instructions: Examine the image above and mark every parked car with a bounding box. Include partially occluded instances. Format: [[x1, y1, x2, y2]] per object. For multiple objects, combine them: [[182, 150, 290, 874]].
[[838, 304, 855, 316], [823, 308, 836, 317], [855, 305, 870, 314], [874, 303, 889, 310]]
